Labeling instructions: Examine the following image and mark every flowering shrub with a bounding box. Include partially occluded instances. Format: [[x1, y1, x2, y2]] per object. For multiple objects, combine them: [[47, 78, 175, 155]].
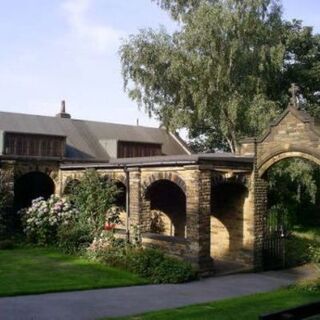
[[21, 195, 78, 245], [68, 169, 120, 236]]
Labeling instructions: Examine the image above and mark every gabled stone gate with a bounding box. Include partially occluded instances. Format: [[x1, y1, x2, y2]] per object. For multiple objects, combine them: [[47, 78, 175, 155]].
[[239, 101, 320, 269]]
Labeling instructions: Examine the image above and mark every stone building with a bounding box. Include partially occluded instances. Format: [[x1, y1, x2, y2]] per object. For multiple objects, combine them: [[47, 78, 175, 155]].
[[1, 95, 319, 274]]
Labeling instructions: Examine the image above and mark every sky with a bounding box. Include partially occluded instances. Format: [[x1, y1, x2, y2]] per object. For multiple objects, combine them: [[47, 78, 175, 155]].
[[0, 0, 319, 128]]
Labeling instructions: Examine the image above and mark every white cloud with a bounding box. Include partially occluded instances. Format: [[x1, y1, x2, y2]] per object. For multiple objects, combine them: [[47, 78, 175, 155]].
[[61, 0, 123, 54]]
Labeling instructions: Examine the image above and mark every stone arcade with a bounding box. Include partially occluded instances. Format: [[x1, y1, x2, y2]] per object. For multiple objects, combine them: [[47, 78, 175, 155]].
[[1, 97, 320, 274]]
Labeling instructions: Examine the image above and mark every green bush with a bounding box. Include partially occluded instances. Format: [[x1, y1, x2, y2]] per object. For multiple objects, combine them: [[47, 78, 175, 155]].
[[285, 233, 320, 267], [0, 171, 13, 239], [127, 248, 165, 279], [129, 248, 196, 283], [57, 223, 93, 255], [285, 236, 313, 267], [69, 169, 120, 237], [88, 234, 197, 283], [309, 244, 320, 263], [0, 239, 15, 250], [152, 255, 197, 283], [0, 212, 6, 239], [291, 277, 320, 294]]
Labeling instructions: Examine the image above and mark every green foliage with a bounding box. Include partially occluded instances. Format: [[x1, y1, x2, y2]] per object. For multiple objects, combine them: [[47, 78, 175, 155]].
[[88, 232, 196, 283], [309, 244, 320, 264], [121, 0, 320, 152], [0, 171, 13, 239], [69, 169, 120, 236], [57, 223, 93, 255], [267, 158, 320, 227], [285, 236, 314, 267], [0, 239, 15, 250], [153, 0, 203, 21], [282, 20, 320, 116], [120, 0, 283, 152], [291, 278, 320, 294]]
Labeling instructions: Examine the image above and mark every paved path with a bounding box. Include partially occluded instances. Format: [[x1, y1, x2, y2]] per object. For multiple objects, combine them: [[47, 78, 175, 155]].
[[0, 264, 318, 320]]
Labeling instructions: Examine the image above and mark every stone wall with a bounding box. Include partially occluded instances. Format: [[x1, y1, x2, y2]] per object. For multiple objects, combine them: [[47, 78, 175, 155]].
[[141, 233, 189, 259]]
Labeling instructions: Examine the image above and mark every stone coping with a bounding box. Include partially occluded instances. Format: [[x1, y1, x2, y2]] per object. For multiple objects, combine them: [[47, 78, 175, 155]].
[[60, 153, 254, 170], [142, 232, 188, 244]]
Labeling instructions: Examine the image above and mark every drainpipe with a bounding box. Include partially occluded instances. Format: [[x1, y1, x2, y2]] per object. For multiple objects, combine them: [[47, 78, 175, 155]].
[[124, 166, 130, 242]]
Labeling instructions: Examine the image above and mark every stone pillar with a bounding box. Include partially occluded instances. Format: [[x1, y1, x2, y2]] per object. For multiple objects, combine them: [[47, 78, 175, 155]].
[[253, 176, 268, 270], [128, 168, 141, 242], [185, 166, 213, 275]]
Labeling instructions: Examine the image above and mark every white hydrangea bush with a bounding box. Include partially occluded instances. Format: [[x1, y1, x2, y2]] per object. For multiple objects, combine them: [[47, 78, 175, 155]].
[[21, 195, 78, 245]]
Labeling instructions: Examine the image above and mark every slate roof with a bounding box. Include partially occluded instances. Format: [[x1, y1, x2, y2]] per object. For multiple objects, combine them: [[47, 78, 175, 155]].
[[61, 152, 254, 170], [0, 111, 190, 161]]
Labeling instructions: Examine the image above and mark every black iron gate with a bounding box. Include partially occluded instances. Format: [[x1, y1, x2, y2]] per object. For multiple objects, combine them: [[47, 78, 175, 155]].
[[263, 209, 289, 270]]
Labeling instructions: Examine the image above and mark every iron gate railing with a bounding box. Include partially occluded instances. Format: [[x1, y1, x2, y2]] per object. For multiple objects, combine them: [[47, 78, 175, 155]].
[[263, 209, 290, 270]]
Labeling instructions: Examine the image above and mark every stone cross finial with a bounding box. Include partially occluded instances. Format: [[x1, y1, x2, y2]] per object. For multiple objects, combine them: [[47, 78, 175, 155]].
[[288, 83, 300, 108]]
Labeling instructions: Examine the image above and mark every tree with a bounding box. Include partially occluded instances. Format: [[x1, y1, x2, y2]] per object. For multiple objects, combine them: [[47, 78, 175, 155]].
[[281, 20, 320, 118], [121, 0, 285, 152], [153, 0, 204, 20], [267, 158, 320, 227], [120, 0, 320, 152]]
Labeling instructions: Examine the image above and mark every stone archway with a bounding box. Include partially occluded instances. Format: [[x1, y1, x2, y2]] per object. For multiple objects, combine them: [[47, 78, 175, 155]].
[[14, 171, 55, 210], [239, 102, 320, 270], [144, 179, 186, 238]]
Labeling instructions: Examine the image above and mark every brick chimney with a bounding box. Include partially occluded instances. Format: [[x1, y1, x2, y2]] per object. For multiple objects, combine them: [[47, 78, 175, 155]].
[[56, 100, 71, 119]]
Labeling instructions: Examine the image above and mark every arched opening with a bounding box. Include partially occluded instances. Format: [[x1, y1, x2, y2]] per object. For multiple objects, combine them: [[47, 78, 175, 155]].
[[262, 156, 320, 269], [210, 181, 248, 263], [145, 180, 186, 237], [63, 179, 80, 195], [14, 172, 55, 210], [114, 181, 126, 211], [114, 181, 127, 229]]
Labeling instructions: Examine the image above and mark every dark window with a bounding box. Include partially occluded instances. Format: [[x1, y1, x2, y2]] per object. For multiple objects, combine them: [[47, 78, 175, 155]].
[[4, 133, 65, 158], [41, 139, 50, 156], [16, 137, 23, 155], [29, 139, 37, 156], [118, 141, 162, 158], [52, 140, 61, 157], [6, 136, 15, 154]]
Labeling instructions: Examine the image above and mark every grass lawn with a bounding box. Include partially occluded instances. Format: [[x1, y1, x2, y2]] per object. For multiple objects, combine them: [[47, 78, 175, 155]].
[[0, 246, 148, 297], [109, 287, 320, 320]]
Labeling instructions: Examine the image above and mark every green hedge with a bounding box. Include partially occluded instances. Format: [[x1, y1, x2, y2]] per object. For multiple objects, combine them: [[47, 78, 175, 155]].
[[91, 241, 197, 284]]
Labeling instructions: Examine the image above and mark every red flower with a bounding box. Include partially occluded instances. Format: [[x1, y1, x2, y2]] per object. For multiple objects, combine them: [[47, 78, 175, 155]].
[[104, 223, 116, 231]]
